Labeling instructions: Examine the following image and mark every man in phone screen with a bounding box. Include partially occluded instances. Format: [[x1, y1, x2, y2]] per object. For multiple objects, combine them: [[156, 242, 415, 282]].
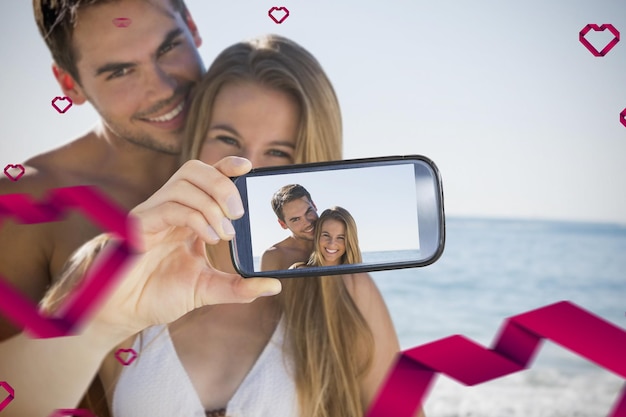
[[260, 184, 318, 271]]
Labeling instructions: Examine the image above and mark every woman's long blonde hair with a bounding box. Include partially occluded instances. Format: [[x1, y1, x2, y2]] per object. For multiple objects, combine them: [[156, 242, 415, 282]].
[[308, 206, 362, 267], [183, 35, 374, 417], [73, 34, 374, 417], [181, 34, 341, 165]]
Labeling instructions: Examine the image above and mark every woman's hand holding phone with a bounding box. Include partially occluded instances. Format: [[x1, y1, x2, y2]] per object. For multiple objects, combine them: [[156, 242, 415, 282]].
[[66, 157, 282, 343]]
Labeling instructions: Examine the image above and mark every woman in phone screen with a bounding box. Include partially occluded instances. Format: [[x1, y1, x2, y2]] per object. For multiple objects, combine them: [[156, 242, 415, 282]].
[[291, 206, 362, 268]]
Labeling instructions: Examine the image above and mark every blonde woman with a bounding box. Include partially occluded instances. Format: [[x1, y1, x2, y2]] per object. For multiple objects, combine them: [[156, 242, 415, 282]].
[[292, 206, 362, 268], [16, 35, 424, 417], [310, 206, 362, 266]]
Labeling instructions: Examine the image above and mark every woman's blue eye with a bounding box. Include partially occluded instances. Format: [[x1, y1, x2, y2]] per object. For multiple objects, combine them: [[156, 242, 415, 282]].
[[267, 149, 291, 158], [217, 136, 240, 147]]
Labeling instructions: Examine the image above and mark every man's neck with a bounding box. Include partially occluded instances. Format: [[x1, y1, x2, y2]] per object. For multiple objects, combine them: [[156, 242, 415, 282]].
[[289, 235, 314, 252], [92, 125, 180, 195]]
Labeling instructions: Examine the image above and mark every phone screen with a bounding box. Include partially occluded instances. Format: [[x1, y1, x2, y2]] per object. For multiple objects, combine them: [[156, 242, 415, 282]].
[[230, 156, 445, 278]]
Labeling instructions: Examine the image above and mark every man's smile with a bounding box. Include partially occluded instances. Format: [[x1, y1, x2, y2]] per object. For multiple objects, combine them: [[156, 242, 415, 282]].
[[145, 100, 185, 122]]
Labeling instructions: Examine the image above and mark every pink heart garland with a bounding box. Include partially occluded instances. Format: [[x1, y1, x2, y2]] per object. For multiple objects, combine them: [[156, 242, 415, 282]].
[[0, 381, 14, 412], [48, 409, 97, 417], [0, 186, 136, 338], [366, 301, 626, 417]]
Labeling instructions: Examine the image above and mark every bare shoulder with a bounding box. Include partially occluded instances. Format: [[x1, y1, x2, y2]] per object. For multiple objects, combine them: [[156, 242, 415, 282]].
[[0, 147, 75, 287], [259, 238, 291, 271], [0, 159, 61, 197], [260, 245, 283, 271], [0, 133, 100, 196], [0, 132, 105, 340]]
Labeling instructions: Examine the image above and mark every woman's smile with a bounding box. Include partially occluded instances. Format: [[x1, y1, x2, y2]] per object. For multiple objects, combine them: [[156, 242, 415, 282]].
[[319, 219, 346, 265]]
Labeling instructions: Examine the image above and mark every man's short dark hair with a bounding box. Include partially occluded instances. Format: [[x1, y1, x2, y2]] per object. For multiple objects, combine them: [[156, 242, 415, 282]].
[[271, 184, 312, 222], [33, 0, 187, 83]]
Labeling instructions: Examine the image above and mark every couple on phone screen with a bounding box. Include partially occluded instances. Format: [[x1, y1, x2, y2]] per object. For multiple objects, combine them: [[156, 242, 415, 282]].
[[261, 184, 362, 271]]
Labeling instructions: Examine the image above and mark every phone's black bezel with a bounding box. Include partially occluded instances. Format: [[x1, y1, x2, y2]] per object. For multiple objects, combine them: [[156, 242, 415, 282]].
[[229, 155, 446, 278]]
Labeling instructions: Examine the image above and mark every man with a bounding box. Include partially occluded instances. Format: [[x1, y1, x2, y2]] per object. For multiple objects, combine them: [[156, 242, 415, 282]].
[[0, 2, 281, 416], [0, 0, 204, 339], [260, 184, 319, 271]]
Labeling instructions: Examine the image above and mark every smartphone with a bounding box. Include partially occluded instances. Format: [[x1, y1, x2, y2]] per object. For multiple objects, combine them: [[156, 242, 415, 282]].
[[229, 155, 445, 278]]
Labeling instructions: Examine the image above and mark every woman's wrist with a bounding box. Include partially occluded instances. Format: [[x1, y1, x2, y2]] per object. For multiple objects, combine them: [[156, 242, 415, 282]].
[[80, 315, 138, 355]]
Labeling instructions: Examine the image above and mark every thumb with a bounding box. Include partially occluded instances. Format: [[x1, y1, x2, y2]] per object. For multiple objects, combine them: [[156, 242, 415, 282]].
[[212, 156, 253, 178], [194, 269, 282, 306]]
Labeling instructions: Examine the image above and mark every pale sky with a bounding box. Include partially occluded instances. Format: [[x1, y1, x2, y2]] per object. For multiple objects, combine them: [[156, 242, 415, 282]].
[[1, 0, 625, 224], [242, 163, 420, 256]]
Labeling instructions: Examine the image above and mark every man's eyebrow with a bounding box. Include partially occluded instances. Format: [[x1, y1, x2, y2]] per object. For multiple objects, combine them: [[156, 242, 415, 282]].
[[94, 28, 184, 77], [158, 28, 185, 52]]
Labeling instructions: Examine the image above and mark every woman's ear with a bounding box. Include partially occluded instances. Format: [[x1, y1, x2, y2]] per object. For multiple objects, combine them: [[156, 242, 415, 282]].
[[184, 8, 202, 48], [52, 64, 87, 105]]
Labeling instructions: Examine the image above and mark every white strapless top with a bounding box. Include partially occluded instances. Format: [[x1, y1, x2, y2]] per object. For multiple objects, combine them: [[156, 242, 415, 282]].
[[112, 318, 298, 417]]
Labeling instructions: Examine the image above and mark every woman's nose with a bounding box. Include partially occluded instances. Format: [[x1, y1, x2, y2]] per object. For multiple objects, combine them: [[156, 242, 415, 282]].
[[242, 151, 263, 169]]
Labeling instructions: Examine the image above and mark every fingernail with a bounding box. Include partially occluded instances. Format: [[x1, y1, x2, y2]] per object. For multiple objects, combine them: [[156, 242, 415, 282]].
[[227, 194, 244, 218], [222, 218, 235, 236], [259, 290, 279, 297], [207, 225, 219, 241], [231, 156, 250, 166]]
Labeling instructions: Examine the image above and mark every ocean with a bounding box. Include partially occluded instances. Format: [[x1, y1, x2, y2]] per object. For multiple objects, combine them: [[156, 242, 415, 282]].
[[371, 217, 626, 417]]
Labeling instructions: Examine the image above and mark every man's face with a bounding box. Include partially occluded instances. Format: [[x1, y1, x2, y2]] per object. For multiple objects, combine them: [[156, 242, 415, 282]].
[[71, 0, 205, 154], [279, 197, 318, 241]]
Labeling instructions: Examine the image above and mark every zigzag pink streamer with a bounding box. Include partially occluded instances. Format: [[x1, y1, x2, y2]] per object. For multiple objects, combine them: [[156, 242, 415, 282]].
[[366, 301, 626, 417], [0, 186, 136, 338]]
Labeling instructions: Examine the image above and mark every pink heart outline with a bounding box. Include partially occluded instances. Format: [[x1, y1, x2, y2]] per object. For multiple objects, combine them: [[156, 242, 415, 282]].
[[48, 409, 97, 417], [0, 381, 15, 412], [0, 186, 137, 338], [51, 96, 73, 114], [3, 164, 25, 182], [115, 348, 138, 366], [268, 6, 290, 24], [620, 108, 626, 128], [112, 17, 132, 28], [579, 24, 620, 57]]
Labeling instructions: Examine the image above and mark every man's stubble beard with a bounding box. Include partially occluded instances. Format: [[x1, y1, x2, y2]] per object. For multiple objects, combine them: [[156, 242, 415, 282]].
[[87, 83, 193, 155], [100, 114, 184, 155]]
